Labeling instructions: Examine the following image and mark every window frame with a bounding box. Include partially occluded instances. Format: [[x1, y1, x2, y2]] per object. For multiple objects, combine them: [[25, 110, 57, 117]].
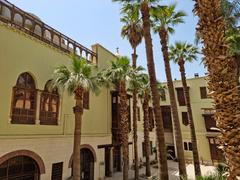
[[200, 87, 208, 99], [176, 87, 186, 106], [184, 142, 188, 151], [51, 162, 63, 180], [11, 72, 37, 124], [182, 112, 189, 126], [39, 81, 60, 125]]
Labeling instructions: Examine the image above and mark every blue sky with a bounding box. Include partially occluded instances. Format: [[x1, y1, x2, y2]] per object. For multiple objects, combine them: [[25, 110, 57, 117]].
[[9, 0, 206, 82]]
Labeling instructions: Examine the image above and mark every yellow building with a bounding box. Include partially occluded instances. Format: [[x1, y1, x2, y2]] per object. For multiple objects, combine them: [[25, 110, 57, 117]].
[[0, 1, 222, 180], [135, 75, 222, 168], [0, 1, 134, 179], [157, 75, 223, 165]]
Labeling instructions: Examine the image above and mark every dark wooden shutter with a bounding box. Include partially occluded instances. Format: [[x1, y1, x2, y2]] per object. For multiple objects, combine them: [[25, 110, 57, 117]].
[[176, 88, 186, 106], [111, 92, 120, 143], [200, 87, 207, 99], [161, 106, 173, 131], [83, 90, 89, 109], [203, 114, 217, 132], [182, 112, 189, 126], [188, 142, 193, 151], [184, 142, 188, 150], [51, 162, 63, 180]]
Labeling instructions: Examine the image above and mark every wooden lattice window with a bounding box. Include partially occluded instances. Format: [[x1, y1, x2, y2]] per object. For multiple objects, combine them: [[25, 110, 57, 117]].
[[39, 80, 59, 125], [11, 72, 37, 124], [208, 137, 225, 161], [51, 162, 63, 180], [176, 87, 186, 106], [0, 156, 39, 180], [182, 112, 189, 126], [200, 87, 208, 99], [83, 90, 89, 109], [161, 106, 173, 131]]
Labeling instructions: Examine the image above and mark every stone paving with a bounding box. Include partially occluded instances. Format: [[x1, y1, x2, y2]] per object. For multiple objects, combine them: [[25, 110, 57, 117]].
[[105, 160, 216, 180]]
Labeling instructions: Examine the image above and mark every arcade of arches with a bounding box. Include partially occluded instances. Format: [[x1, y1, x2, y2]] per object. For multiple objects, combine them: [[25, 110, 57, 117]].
[[0, 147, 96, 180]]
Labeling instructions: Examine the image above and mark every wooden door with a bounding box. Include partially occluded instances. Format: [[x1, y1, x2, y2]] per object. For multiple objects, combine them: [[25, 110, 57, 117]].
[[80, 148, 94, 180]]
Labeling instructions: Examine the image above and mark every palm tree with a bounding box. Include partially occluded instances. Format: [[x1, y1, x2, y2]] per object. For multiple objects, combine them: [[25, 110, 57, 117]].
[[194, 0, 240, 178], [98, 56, 143, 180], [52, 55, 99, 180], [140, 1, 169, 179], [225, 28, 240, 84], [120, 3, 143, 179], [151, 3, 188, 177], [221, 0, 240, 85], [113, 1, 169, 179], [132, 73, 152, 177], [169, 41, 201, 177]]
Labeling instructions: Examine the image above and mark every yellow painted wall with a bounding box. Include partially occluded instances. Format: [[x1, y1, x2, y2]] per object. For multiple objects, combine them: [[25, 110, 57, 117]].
[[160, 76, 216, 163], [0, 23, 114, 136]]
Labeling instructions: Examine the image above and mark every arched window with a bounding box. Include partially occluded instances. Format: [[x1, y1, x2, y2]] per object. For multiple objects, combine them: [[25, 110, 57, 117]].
[[11, 72, 37, 124], [39, 80, 59, 125], [0, 156, 40, 180]]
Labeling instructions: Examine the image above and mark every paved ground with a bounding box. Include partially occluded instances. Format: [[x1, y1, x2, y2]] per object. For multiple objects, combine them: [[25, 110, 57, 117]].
[[106, 160, 216, 180]]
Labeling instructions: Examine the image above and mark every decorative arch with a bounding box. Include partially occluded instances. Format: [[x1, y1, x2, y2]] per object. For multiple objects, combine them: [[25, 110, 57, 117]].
[[0, 150, 46, 174], [11, 72, 37, 124], [68, 144, 97, 168], [16, 71, 38, 89]]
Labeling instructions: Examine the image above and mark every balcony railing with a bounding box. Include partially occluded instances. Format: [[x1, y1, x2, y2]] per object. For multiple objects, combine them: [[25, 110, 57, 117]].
[[0, 0, 97, 63]]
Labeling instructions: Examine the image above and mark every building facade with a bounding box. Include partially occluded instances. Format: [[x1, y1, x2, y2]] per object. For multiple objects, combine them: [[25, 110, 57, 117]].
[[0, 1, 222, 180], [158, 75, 223, 165], [0, 1, 133, 179]]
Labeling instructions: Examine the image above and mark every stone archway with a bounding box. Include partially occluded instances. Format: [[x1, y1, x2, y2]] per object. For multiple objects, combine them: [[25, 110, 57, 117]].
[[68, 144, 96, 180], [68, 144, 97, 168], [0, 150, 46, 174]]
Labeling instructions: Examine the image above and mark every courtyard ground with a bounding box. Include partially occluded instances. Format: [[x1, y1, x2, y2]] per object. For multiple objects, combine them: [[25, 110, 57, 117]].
[[106, 160, 216, 180]]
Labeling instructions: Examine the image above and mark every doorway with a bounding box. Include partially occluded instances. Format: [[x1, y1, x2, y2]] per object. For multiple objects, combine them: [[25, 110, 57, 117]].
[[80, 148, 94, 180]]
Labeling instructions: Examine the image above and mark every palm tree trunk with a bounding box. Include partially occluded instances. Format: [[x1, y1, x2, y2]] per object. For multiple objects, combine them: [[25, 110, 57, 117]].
[[119, 81, 129, 180], [73, 87, 84, 180], [235, 57, 240, 85], [140, 2, 169, 179], [194, 0, 240, 178], [158, 28, 187, 177], [132, 47, 139, 180], [178, 59, 201, 177], [142, 91, 151, 177]]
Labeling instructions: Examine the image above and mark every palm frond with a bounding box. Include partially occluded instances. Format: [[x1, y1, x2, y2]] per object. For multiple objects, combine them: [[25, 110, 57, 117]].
[[52, 55, 99, 96], [169, 41, 199, 64], [151, 3, 186, 34], [120, 2, 143, 49]]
